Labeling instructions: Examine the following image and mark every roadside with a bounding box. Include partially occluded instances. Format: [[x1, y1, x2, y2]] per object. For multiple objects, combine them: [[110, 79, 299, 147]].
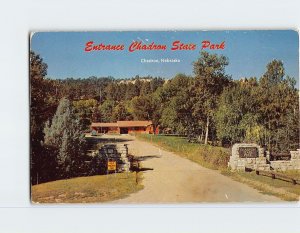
[[137, 134, 300, 201], [223, 171, 300, 201]]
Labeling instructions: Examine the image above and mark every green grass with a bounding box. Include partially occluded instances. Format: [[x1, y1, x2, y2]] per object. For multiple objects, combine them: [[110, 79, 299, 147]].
[[138, 134, 300, 201], [223, 171, 300, 201], [137, 134, 230, 170], [31, 172, 143, 203]]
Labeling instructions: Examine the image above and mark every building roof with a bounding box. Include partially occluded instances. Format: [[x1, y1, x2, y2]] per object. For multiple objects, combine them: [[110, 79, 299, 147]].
[[91, 121, 152, 128], [117, 121, 152, 127], [91, 122, 118, 127]]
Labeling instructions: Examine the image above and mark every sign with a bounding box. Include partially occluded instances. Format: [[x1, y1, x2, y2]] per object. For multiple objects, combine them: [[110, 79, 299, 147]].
[[107, 161, 117, 171], [238, 147, 258, 158]]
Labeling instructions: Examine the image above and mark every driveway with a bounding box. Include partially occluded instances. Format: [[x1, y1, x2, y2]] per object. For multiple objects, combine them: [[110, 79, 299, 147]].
[[107, 135, 280, 203]]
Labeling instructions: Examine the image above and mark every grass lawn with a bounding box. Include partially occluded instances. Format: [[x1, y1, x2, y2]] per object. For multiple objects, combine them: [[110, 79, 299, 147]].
[[31, 172, 143, 203], [138, 134, 300, 201]]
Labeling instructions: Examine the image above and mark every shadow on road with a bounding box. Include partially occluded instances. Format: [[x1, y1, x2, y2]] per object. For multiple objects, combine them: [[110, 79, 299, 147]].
[[131, 155, 159, 173], [86, 137, 133, 144], [132, 167, 154, 172]]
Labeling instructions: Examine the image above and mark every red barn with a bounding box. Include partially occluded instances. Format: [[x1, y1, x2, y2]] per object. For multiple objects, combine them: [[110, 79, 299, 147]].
[[91, 121, 154, 134]]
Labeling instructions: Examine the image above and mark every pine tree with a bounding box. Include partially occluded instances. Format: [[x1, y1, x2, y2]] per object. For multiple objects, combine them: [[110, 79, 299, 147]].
[[44, 98, 86, 178]]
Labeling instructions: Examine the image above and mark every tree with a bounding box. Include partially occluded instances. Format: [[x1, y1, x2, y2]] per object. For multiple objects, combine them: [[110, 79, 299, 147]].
[[91, 105, 102, 122], [100, 100, 115, 122], [44, 98, 86, 178], [30, 51, 48, 142], [131, 94, 161, 133], [125, 83, 139, 100], [105, 82, 122, 102], [112, 102, 133, 121], [215, 79, 261, 145], [258, 60, 299, 152], [150, 77, 165, 92], [73, 99, 98, 130], [30, 51, 56, 184], [140, 81, 151, 96], [192, 51, 231, 144], [131, 95, 153, 120], [214, 59, 299, 152], [159, 74, 194, 135]]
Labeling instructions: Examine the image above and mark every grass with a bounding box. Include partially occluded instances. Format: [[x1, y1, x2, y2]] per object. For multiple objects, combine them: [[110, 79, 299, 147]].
[[138, 134, 300, 201], [279, 170, 300, 180], [223, 171, 300, 201], [31, 172, 143, 204]]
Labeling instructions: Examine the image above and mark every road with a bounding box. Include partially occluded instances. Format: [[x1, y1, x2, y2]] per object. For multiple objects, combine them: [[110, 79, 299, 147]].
[[109, 135, 280, 203]]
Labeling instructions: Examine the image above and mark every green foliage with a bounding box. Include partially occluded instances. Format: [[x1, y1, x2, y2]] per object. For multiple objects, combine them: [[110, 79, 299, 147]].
[[99, 99, 115, 122], [125, 83, 139, 100], [159, 74, 194, 134], [30, 51, 58, 184], [105, 82, 122, 102], [44, 98, 86, 178], [257, 60, 299, 152], [215, 79, 260, 145], [73, 99, 98, 130], [215, 60, 299, 152], [191, 51, 232, 143], [260, 60, 285, 87], [112, 102, 133, 121], [30, 51, 49, 140], [58, 76, 114, 101], [131, 95, 153, 120], [140, 81, 152, 96], [150, 77, 165, 92]]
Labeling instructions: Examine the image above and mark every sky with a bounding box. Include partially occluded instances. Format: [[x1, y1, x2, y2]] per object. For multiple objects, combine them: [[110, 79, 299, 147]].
[[31, 30, 299, 85]]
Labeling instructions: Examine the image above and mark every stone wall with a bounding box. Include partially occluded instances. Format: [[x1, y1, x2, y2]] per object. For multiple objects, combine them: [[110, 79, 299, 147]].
[[270, 149, 300, 171], [99, 144, 130, 172], [229, 144, 300, 172], [228, 143, 270, 171]]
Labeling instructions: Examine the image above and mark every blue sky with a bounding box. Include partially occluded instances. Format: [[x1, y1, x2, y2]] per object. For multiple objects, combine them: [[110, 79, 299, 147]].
[[31, 31, 299, 85]]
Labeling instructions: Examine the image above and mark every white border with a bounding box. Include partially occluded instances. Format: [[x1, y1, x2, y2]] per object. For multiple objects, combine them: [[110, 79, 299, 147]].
[[0, 0, 299, 232]]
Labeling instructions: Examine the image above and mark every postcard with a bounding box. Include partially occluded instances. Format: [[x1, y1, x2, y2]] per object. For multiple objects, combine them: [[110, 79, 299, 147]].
[[30, 30, 299, 204]]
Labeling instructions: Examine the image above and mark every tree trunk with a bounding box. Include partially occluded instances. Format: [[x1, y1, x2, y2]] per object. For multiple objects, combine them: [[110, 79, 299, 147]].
[[204, 116, 209, 145], [200, 128, 204, 143]]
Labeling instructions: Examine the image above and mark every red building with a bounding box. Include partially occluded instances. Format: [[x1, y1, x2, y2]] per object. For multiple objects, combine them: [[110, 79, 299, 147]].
[[91, 121, 154, 134]]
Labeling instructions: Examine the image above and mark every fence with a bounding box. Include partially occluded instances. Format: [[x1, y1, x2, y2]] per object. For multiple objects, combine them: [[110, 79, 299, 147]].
[[255, 170, 300, 185]]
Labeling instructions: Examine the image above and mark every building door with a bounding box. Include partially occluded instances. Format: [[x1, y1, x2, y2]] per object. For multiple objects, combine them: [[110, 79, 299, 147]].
[[120, 127, 128, 134]]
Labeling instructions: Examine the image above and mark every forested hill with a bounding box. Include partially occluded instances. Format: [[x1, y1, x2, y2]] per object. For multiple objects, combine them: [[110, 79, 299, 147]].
[[49, 76, 166, 102]]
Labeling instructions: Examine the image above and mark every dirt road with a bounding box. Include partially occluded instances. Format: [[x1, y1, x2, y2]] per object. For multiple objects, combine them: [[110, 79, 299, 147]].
[[110, 135, 280, 203]]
